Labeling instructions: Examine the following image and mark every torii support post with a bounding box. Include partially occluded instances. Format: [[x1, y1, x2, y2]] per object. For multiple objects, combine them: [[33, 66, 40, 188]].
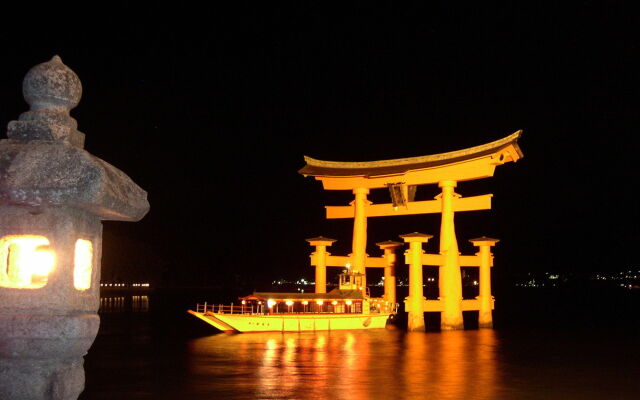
[[438, 180, 464, 330], [306, 236, 336, 294], [376, 240, 402, 306], [400, 232, 432, 332], [470, 237, 499, 328], [352, 187, 370, 291]]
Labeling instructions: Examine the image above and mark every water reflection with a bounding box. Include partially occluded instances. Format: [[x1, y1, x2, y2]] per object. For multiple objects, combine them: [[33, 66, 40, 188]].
[[83, 292, 640, 400], [402, 330, 497, 399], [99, 295, 149, 313], [188, 329, 498, 400]]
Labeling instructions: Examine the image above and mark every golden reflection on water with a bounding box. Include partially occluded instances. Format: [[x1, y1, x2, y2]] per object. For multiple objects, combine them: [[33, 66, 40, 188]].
[[188, 328, 498, 400], [402, 330, 497, 400]]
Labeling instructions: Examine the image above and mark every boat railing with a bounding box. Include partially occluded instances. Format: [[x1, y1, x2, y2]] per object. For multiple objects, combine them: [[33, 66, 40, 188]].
[[196, 303, 256, 315]]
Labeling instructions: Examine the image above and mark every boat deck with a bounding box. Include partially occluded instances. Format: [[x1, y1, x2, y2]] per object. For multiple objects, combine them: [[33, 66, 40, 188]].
[[188, 309, 391, 332]]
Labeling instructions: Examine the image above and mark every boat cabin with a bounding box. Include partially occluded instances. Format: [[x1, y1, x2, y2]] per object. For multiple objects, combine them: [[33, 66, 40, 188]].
[[338, 269, 365, 291], [239, 288, 364, 314]]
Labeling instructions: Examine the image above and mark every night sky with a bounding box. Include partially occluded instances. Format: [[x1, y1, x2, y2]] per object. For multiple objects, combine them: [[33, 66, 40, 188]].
[[1, 3, 637, 287]]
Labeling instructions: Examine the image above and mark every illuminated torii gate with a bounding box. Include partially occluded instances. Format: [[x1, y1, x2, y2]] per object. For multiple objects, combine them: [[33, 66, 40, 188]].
[[300, 131, 523, 331]]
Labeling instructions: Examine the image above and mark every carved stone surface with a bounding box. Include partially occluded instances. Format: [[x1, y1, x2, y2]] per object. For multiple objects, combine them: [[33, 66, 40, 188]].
[[0, 56, 149, 399], [9, 55, 84, 147], [0, 141, 149, 221], [0, 56, 149, 220]]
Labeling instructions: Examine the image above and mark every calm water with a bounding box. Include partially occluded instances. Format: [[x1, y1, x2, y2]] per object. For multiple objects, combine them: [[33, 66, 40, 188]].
[[79, 289, 640, 400]]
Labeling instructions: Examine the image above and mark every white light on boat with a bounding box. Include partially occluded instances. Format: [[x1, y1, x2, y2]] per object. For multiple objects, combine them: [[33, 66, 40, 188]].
[[345, 300, 352, 305], [316, 300, 323, 305], [285, 300, 293, 306], [302, 301, 309, 305], [345, 263, 351, 270], [267, 299, 276, 308], [241, 300, 246, 305], [331, 300, 338, 305]]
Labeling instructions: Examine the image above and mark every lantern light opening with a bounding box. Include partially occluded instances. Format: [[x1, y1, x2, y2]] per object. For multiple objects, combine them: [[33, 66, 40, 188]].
[[0, 235, 55, 289], [73, 239, 93, 291]]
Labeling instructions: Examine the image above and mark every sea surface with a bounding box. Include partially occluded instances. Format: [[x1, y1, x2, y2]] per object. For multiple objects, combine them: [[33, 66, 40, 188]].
[[79, 288, 640, 400]]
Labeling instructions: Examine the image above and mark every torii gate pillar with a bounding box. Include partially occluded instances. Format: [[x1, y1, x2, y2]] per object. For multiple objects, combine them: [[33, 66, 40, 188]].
[[438, 180, 464, 330], [401, 233, 432, 332], [470, 237, 499, 328], [351, 187, 369, 290], [376, 241, 402, 306], [306, 236, 336, 294]]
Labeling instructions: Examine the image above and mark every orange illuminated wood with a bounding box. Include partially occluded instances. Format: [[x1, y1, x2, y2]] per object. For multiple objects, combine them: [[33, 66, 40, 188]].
[[315, 157, 501, 190], [423, 300, 443, 312], [419, 253, 443, 266], [310, 255, 388, 268], [401, 253, 490, 267], [325, 194, 492, 219], [326, 255, 350, 267], [300, 132, 523, 191], [459, 255, 486, 267], [461, 298, 495, 311], [419, 299, 495, 312], [300, 131, 522, 180], [363, 257, 387, 268]]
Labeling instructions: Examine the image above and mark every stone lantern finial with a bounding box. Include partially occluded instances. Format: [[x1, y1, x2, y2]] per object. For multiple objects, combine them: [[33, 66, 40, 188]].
[[23, 55, 82, 111], [7, 55, 85, 147]]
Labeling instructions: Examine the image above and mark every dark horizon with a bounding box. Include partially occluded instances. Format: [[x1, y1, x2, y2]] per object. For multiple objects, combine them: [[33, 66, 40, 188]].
[[1, 3, 637, 286]]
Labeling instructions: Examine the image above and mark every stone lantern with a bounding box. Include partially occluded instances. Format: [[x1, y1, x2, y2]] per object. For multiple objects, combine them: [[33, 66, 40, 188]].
[[0, 56, 149, 399]]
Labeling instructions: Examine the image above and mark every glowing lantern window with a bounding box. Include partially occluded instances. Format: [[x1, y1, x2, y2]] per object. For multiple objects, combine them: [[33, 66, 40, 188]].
[[0, 235, 55, 289], [73, 239, 93, 290]]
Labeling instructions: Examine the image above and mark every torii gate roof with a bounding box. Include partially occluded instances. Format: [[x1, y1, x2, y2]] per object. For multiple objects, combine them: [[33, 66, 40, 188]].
[[299, 130, 523, 178]]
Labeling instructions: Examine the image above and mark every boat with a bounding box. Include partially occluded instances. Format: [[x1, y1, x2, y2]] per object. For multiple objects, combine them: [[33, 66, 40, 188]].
[[188, 269, 396, 332]]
